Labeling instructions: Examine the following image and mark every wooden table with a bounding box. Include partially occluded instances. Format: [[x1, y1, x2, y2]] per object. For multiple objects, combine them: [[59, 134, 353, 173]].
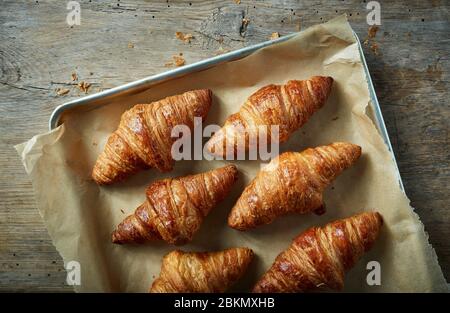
[[1, 0, 448, 292]]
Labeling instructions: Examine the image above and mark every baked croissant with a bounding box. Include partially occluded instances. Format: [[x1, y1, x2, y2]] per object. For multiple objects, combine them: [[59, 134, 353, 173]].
[[206, 76, 333, 158], [228, 142, 362, 230], [112, 165, 238, 245], [150, 247, 254, 293], [253, 211, 383, 293], [92, 89, 212, 185]]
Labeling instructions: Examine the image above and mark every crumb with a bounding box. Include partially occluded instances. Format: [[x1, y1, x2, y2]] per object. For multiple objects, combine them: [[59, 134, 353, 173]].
[[92, 140, 98, 146], [234, 0, 241, 4], [269, 32, 280, 40], [128, 42, 134, 48], [71, 72, 78, 81], [175, 32, 194, 43], [218, 37, 224, 44], [332, 116, 339, 121], [368, 25, 379, 39], [55, 87, 70, 96], [166, 53, 186, 67], [120, 209, 125, 214], [174, 55, 185, 66], [77, 81, 91, 93], [89, 72, 94, 75], [364, 25, 379, 49], [242, 17, 250, 27], [370, 42, 379, 55]]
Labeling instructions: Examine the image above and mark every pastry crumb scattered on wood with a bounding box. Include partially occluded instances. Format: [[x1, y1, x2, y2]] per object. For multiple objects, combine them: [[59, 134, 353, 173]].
[[269, 32, 280, 40], [174, 55, 185, 66], [234, 0, 241, 4], [71, 72, 78, 81], [242, 17, 250, 27], [175, 32, 194, 43], [165, 53, 186, 67], [77, 81, 91, 93], [368, 25, 379, 39], [364, 26, 380, 55], [370, 42, 379, 55], [127, 42, 134, 49], [55, 88, 70, 96]]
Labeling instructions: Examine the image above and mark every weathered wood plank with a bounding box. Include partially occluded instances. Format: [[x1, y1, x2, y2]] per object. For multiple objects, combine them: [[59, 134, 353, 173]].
[[0, 0, 448, 291]]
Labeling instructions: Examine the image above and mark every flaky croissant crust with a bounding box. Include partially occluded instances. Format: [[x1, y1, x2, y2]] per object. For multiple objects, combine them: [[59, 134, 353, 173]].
[[228, 142, 362, 230], [92, 89, 212, 185], [112, 164, 238, 245], [253, 211, 383, 293], [206, 76, 333, 157], [150, 247, 254, 293]]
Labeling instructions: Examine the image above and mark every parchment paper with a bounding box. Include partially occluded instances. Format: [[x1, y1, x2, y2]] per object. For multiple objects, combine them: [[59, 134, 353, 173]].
[[16, 16, 447, 292]]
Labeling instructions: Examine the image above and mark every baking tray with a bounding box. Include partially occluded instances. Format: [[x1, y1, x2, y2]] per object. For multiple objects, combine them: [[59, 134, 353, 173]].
[[49, 31, 404, 190]]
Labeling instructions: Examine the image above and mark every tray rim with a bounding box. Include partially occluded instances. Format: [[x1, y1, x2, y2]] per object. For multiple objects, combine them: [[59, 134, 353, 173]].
[[48, 30, 404, 190]]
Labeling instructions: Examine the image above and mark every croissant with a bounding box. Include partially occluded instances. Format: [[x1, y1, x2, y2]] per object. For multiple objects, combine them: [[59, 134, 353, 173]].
[[112, 165, 238, 245], [253, 211, 383, 293], [150, 247, 254, 293], [228, 142, 362, 230], [92, 89, 212, 185], [205, 76, 333, 158]]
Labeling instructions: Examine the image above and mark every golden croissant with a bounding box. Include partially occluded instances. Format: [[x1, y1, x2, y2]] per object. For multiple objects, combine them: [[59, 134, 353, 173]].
[[206, 76, 333, 157], [253, 211, 383, 293], [112, 165, 238, 245], [92, 89, 212, 185], [228, 142, 362, 230], [150, 247, 254, 293]]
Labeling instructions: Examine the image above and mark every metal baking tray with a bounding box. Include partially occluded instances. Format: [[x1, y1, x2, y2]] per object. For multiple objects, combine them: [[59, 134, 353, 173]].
[[49, 31, 404, 190]]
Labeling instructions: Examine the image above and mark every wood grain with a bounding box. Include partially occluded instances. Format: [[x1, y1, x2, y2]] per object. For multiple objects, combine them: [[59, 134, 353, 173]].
[[0, 0, 448, 291]]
